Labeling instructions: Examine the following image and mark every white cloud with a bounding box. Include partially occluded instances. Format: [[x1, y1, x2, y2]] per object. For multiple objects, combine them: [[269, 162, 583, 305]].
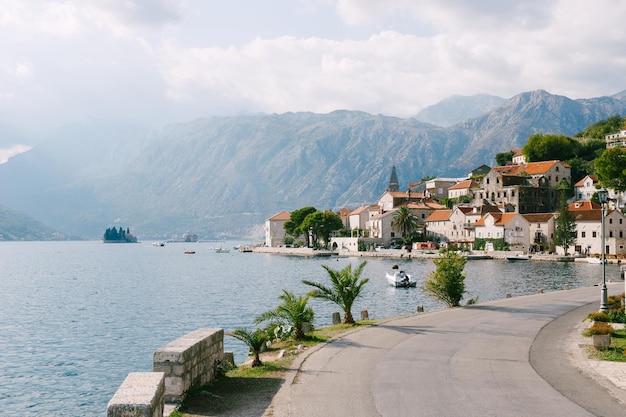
[[0, 144, 32, 164], [0, 0, 625, 133]]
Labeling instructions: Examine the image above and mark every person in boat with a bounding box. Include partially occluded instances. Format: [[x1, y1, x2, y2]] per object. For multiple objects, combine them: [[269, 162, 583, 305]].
[[400, 271, 409, 285]]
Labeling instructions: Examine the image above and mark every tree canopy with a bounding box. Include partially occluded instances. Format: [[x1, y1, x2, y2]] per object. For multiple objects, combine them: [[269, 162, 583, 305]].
[[522, 133, 577, 162], [495, 150, 514, 166], [301, 211, 343, 248], [575, 115, 625, 139], [423, 250, 467, 307], [553, 196, 577, 255], [284, 206, 317, 238], [595, 147, 626, 192]]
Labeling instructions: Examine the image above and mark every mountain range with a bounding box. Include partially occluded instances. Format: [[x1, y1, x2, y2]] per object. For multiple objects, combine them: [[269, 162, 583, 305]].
[[1, 89, 625, 241]]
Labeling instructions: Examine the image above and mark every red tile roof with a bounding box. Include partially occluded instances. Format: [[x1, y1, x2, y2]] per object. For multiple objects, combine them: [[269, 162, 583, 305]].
[[569, 200, 600, 211], [448, 179, 479, 190], [425, 209, 452, 222], [491, 160, 570, 176], [268, 211, 291, 221], [573, 175, 598, 187]]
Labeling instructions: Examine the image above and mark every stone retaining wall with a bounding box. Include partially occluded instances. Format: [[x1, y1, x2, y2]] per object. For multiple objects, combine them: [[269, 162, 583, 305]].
[[152, 329, 224, 403], [107, 372, 165, 417], [153, 328, 224, 403], [107, 328, 225, 416]]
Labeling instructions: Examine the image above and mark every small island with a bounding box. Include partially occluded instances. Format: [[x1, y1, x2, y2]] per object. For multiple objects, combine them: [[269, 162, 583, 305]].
[[103, 226, 137, 243]]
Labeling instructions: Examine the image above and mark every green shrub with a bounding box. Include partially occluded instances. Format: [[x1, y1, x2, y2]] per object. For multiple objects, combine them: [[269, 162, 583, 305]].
[[607, 308, 626, 324]]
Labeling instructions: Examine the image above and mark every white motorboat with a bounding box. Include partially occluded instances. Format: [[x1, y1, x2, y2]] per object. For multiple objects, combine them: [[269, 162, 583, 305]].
[[386, 265, 416, 288], [214, 247, 230, 253], [587, 257, 606, 264], [506, 254, 531, 261]]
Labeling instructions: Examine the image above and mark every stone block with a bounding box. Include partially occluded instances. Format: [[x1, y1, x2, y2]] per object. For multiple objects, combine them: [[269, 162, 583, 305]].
[[107, 372, 164, 417]]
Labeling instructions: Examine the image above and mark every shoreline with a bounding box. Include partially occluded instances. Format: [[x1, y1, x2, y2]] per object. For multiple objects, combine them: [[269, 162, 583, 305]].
[[251, 246, 623, 263]]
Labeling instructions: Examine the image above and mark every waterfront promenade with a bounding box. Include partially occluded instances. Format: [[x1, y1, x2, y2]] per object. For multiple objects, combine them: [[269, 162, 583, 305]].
[[265, 283, 626, 417]]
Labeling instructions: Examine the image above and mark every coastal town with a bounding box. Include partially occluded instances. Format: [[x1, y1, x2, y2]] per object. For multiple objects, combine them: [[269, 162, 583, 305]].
[[264, 128, 626, 260]]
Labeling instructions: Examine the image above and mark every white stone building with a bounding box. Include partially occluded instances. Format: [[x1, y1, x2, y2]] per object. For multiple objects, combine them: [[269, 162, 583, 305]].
[[264, 211, 291, 247]]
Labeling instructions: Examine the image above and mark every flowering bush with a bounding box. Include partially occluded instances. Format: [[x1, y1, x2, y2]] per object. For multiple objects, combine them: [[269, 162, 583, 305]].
[[583, 321, 615, 337], [585, 311, 610, 322]]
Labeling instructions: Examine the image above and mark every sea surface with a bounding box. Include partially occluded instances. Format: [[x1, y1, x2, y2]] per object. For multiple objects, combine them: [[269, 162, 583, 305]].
[[0, 241, 621, 416]]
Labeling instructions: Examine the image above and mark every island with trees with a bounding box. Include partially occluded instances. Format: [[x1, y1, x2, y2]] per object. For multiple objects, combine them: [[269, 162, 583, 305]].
[[103, 226, 137, 243]]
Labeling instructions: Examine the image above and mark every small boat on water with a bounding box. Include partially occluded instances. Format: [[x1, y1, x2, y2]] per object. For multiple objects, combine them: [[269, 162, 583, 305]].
[[386, 265, 417, 288], [507, 254, 531, 261], [214, 247, 230, 253], [465, 254, 492, 260], [184, 250, 196, 254], [152, 242, 165, 247], [587, 257, 606, 264]]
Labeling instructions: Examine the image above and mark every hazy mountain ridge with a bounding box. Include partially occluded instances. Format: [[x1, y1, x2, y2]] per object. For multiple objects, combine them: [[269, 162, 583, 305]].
[[415, 94, 507, 127], [0, 205, 67, 241], [1, 89, 625, 239]]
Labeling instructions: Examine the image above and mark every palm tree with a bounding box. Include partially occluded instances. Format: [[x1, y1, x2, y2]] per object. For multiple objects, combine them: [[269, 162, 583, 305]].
[[255, 290, 315, 340], [227, 328, 269, 367], [391, 206, 420, 238], [302, 261, 369, 325]]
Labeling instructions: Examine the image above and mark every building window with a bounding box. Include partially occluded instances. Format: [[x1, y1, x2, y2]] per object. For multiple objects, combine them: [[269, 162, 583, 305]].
[[581, 231, 586, 238], [593, 231, 597, 238], [610, 218, 613, 224], [610, 231, 614, 238]]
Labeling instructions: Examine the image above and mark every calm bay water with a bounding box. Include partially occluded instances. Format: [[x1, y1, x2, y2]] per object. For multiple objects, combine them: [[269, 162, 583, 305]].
[[0, 240, 620, 416]]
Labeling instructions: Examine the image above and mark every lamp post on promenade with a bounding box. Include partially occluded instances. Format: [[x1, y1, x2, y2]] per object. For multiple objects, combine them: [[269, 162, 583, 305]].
[[599, 187, 609, 312]]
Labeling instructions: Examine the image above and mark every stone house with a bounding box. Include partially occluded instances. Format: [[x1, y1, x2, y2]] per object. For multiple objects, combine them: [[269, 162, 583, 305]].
[[424, 204, 503, 249], [424, 178, 466, 200], [512, 148, 526, 164], [264, 211, 291, 247], [574, 175, 598, 201], [571, 203, 626, 256], [424, 209, 452, 244], [469, 160, 572, 214], [338, 207, 352, 229], [377, 190, 425, 212], [605, 128, 626, 149], [369, 210, 398, 242], [370, 199, 444, 245], [448, 179, 479, 200], [521, 213, 556, 252], [347, 205, 373, 234], [474, 212, 531, 252], [470, 169, 551, 213]]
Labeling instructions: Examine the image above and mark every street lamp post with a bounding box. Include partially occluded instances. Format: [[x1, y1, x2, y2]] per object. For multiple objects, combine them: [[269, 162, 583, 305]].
[[598, 188, 609, 312]]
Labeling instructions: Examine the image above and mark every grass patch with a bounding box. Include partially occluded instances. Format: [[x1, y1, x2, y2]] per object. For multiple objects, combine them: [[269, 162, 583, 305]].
[[590, 329, 626, 362], [178, 321, 373, 416]]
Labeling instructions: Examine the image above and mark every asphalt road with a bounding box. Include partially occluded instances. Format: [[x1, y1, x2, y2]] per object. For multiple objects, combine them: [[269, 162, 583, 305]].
[[268, 283, 625, 417]]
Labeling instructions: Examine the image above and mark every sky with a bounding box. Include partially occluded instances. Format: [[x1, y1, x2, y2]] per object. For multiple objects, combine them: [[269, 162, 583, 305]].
[[1, 0, 626, 149]]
